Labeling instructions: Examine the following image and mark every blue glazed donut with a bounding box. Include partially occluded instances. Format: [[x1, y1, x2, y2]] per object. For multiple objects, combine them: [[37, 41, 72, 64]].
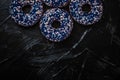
[[69, 0, 103, 25], [40, 8, 73, 42], [10, 0, 43, 27], [42, 0, 70, 7]]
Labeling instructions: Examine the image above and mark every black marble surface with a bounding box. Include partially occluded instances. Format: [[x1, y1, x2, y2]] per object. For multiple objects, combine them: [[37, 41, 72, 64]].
[[0, 0, 120, 80]]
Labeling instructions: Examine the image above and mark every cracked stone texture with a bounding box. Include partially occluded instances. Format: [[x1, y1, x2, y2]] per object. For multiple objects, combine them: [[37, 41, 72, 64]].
[[0, 0, 120, 80]]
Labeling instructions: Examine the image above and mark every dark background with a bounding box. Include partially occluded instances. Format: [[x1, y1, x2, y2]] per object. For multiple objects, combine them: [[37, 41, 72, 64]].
[[0, 0, 120, 80]]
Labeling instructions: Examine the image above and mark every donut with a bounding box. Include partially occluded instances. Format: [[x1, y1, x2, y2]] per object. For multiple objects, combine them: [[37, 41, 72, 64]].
[[10, 0, 43, 27], [69, 0, 103, 25], [40, 8, 73, 42], [42, 0, 70, 7]]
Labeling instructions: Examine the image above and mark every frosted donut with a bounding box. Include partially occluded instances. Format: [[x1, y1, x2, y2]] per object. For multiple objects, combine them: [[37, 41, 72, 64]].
[[69, 0, 103, 25], [10, 0, 43, 27], [40, 8, 73, 42], [42, 0, 70, 7]]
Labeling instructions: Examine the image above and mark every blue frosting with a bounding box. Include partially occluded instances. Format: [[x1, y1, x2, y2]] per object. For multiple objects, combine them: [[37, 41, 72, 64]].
[[40, 8, 73, 42], [69, 0, 103, 25], [10, 0, 43, 27], [42, 0, 69, 7]]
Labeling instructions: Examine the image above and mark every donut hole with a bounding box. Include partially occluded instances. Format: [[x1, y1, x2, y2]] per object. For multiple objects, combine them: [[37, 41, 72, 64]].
[[82, 4, 91, 13], [22, 5, 32, 14], [52, 20, 61, 29]]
